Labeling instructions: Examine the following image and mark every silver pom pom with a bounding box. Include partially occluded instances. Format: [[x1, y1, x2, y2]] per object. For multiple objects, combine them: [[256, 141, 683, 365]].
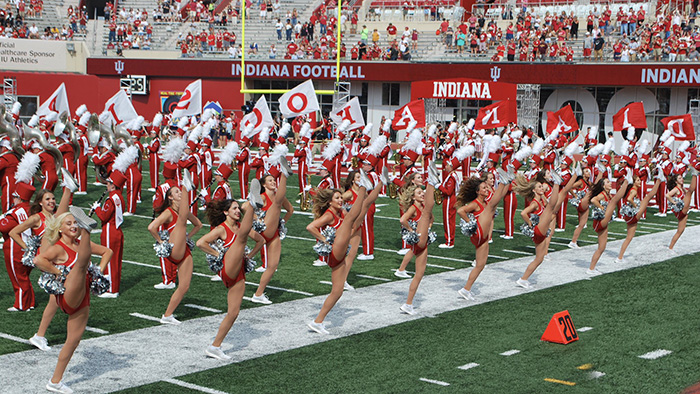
[[460, 214, 478, 237], [520, 223, 535, 238], [402, 230, 420, 245], [670, 197, 684, 213], [206, 239, 227, 273], [569, 190, 586, 208], [186, 237, 195, 251], [590, 200, 608, 221], [21, 235, 41, 267], [154, 230, 173, 257], [620, 199, 640, 218], [342, 202, 353, 212], [252, 208, 267, 233], [38, 265, 70, 295], [244, 246, 257, 273], [427, 230, 437, 245], [313, 227, 337, 256], [493, 208, 500, 218], [88, 264, 110, 295], [278, 219, 288, 240]]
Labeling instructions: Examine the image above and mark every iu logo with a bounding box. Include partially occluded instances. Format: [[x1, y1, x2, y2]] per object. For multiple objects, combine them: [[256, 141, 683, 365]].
[[490, 66, 501, 82], [115, 60, 125, 75]]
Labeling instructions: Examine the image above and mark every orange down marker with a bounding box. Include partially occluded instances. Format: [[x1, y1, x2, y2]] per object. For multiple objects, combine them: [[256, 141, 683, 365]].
[[541, 310, 579, 344]]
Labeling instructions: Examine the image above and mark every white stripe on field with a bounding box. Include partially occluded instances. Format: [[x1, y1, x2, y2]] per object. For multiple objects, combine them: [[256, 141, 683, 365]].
[[500, 349, 520, 356], [577, 326, 594, 332], [457, 362, 480, 370], [129, 313, 162, 323], [243, 281, 314, 296], [356, 274, 391, 282], [590, 371, 606, 379], [608, 232, 628, 236], [319, 281, 333, 286], [185, 304, 222, 313], [638, 349, 673, 359], [502, 249, 533, 256], [549, 241, 572, 247], [419, 378, 450, 386], [164, 378, 229, 394], [242, 296, 254, 302], [85, 326, 109, 335], [0, 332, 30, 345], [523, 246, 556, 252], [122, 259, 211, 278], [426, 263, 456, 270]]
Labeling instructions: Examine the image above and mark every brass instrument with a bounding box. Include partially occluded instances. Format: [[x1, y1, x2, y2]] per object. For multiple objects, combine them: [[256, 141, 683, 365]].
[[23, 121, 63, 178], [114, 123, 135, 148], [351, 156, 359, 169], [388, 182, 398, 199], [435, 189, 443, 205], [300, 175, 312, 211], [87, 113, 122, 153], [0, 106, 26, 158], [57, 111, 81, 162]]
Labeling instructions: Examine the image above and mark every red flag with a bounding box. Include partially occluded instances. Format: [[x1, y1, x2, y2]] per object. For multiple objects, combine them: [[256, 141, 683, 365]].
[[392, 99, 425, 130], [613, 102, 647, 131], [475, 100, 515, 129], [661, 114, 695, 141], [546, 104, 579, 135]]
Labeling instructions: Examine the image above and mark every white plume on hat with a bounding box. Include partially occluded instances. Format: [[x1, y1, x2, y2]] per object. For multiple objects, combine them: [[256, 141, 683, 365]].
[[514, 145, 533, 163], [602, 138, 613, 155], [337, 119, 351, 133], [382, 119, 392, 132], [454, 144, 475, 161], [268, 143, 289, 166], [201, 108, 215, 123], [626, 126, 636, 141], [113, 145, 139, 174], [663, 135, 675, 148], [403, 129, 423, 154], [152, 113, 163, 128], [659, 129, 672, 142], [43, 112, 58, 123], [587, 126, 598, 140], [15, 152, 41, 184], [678, 140, 690, 152], [367, 134, 388, 156], [589, 143, 604, 157], [615, 139, 629, 156], [447, 122, 458, 133], [361, 122, 373, 137], [219, 142, 239, 165], [75, 104, 88, 117], [299, 122, 312, 140], [11, 102, 21, 116], [177, 117, 189, 130], [532, 138, 545, 155], [98, 111, 111, 124], [162, 137, 186, 163], [188, 125, 203, 143], [28, 114, 40, 128], [466, 118, 476, 130], [322, 138, 342, 160], [258, 127, 270, 146], [510, 129, 523, 140], [278, 122, 292, 139], [78, 112, 91, 127], [426, 124, 437, 139], [637, 139, 650, 155], [564, 141, 581, 157], [405, 120, 418, 134], [128, 116, 144, 131]]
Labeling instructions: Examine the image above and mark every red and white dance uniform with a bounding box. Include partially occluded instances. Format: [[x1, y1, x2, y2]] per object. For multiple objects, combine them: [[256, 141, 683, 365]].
[[95, 189, 124, 294], [468, 200, 489, 248], [671, 186, 687, 221], [218, 223, 246, 288], [529, 198, 549, 245], [0, 201, 35, 310], [321, 209, 345, 268], [54, 239, 90, 315], [592, 193, 611, 233], [179, 153, 200, 215]]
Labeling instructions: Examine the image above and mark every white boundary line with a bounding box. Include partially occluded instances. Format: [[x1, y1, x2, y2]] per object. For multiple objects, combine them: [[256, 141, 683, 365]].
[[502, 249, 533, 256], [163, 378, 229, 394], [0, 332, 30, 345], [356, 274, 391, 282]]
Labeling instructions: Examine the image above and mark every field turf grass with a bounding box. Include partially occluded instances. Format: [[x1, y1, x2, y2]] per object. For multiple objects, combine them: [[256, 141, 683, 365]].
[[116, 252, 700, 394]]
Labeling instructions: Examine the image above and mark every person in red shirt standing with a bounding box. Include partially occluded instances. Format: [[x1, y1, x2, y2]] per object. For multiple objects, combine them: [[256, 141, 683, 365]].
[[92, 139, 116, 183], [236, 134, 252, 199], [93, 170, 126, 298], [387, 22, 397, 42], [438, 156, 461, 249]]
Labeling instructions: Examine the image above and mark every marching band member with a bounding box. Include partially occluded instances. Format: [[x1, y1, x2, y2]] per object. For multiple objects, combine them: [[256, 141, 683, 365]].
[[0, 136, 19, 211], [74, 106, 91, 194], [236, 127, 253, 199], [35, 140, 59, 192], [0, 153, 41, 311], [356, 125, 381, 261], [437, 147, 464, 249], [294, 123, 313, 196], [200, 135, 214, 191], [92, 138, 116, 184], [147, 113, 163, 191], [180, 134, 201, 215]]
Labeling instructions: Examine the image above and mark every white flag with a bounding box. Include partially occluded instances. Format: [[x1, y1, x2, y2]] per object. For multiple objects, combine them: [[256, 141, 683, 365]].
[[101, 90, 138, 126], [171, 79, 202, 118], [240, 96, 275, 135], [330, 97, 365, 131], [278, 80, 320, 118], [37, 83, 70, 117]]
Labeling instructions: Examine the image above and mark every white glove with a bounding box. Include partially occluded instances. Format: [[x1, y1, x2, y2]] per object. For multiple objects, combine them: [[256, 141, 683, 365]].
[[199, 188, 209, 197], [91, 201, 101, 211]]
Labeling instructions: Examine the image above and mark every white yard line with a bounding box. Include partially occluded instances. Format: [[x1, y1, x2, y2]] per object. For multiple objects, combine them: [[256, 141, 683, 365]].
[[0, 226, 697, 394], [85, 326, 109, 335], [457, 362, 480, 370], [577, 326, 594, 332], [500, 349, 520, 356], [185, 304, 223, 313], [502, 249, 533, 256], [0, 332, 30, 345], [638, 349, 673, 360], [419, 378, 450, 386], [163, 378, 229, 394], [129, 312, 162, 323], [355, 274, 391, 282]]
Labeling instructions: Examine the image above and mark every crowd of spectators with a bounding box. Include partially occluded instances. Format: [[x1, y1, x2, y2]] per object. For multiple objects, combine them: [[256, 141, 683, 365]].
[[0, 0, 88, 41]]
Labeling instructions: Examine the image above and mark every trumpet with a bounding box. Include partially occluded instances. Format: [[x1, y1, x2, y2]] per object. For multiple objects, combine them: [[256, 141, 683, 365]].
[[434, 189, 443, 205], [57, 111, 81, 162], [351, 156, 359, 169]]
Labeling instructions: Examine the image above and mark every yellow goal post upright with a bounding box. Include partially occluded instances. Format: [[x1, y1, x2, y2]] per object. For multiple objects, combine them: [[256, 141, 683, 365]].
[[239, 0, 344, 97]]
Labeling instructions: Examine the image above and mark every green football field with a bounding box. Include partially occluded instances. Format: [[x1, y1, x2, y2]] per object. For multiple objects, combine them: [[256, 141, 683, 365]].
[[114, 252, 700, 394], [1, 163, 698, 393]]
